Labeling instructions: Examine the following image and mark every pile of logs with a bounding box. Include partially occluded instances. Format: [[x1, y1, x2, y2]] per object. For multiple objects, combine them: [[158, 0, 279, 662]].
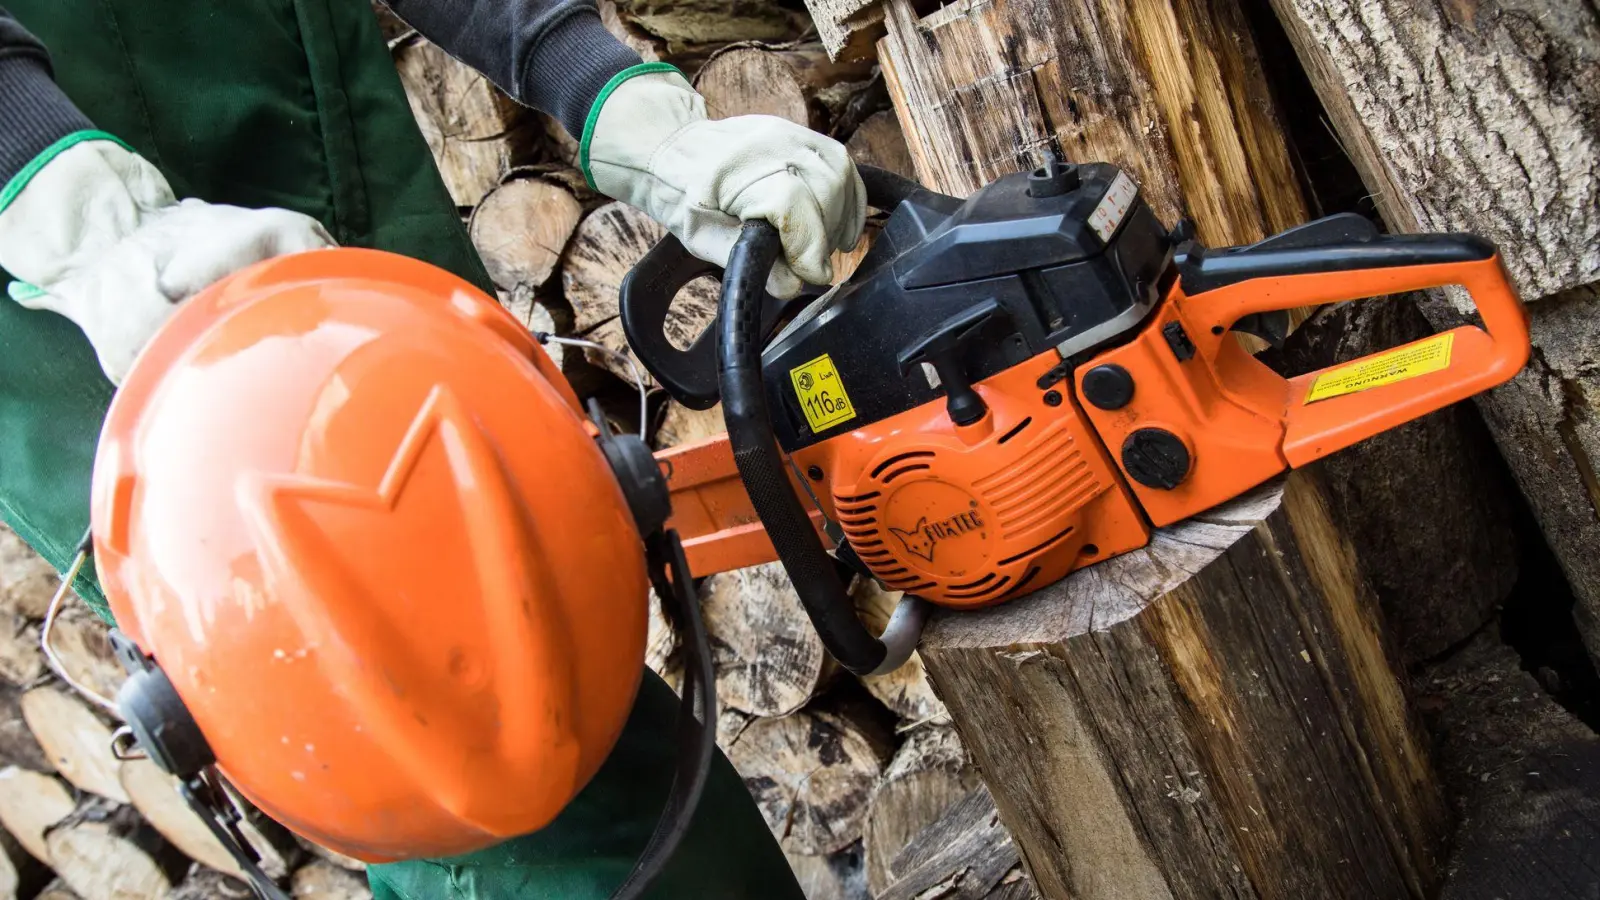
[[0, 525, 373, 899]]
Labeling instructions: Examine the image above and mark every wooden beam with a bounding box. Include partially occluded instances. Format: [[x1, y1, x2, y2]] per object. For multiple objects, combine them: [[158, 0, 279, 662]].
[[918, 476, 1450, 899]]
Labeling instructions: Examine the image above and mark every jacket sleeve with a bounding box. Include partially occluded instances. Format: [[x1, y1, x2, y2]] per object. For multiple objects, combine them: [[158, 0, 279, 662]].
[[0, 8, 95, 194], [379, 0, 641, 140]]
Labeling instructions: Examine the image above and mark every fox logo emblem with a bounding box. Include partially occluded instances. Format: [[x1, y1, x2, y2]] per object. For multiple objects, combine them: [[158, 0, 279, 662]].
[[889, 508, 985, 563]]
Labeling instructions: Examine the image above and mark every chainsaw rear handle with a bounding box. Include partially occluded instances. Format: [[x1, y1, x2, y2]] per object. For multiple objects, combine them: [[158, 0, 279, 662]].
[[718, 220, 926, 677], [1178, 228, 1530, 466], [622, 165, 928, 410]]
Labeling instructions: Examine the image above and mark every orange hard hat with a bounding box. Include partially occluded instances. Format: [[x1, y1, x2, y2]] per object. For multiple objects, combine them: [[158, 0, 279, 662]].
[[90, 248, 650, 862]]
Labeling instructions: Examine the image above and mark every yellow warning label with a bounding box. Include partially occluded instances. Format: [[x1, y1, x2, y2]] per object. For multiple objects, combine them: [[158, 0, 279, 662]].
[[791, 352, 857, 432], [1305, 332, 1456, 404]]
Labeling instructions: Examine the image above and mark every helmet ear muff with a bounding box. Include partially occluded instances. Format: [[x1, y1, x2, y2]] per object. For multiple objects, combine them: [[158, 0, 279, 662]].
[[111, 631, 214, 778]]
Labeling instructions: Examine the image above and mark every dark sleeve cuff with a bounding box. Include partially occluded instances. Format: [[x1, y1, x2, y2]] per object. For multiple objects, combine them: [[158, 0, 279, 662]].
[[517, 9, 640, 140], [0, 55, 95, 191]]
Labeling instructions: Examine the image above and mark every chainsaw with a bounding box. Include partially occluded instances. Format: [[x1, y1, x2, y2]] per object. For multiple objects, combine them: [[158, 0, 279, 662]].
[[627, 158, 1530, 678]]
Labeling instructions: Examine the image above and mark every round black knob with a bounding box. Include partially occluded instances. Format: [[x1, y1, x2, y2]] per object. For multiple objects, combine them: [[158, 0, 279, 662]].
[[1028, 155, 1081, 199], [1121, 429, 1191, 491], [1082, 365, 1135, 410]]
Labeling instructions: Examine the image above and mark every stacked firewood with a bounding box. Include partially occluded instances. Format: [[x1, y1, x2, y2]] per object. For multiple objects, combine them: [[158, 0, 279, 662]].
[[378, 2, 1027, 896], [0, 525, 372, 899]]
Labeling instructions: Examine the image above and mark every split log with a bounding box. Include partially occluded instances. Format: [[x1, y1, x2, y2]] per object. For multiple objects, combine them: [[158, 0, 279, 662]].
[[701, 563, 832, 717], [876, 785, 1027, 900], [392, 36, 533, 207], [36, 880, 78, 900], [167, 869, 253, 900], [1261, 0, 1600, 667], [0, 826, 49, 900], [862, 725, 980, 896], [802, 0, 889, 62], [120, 758, 297, 881], [469, 176, 584, 295], [0, 767, 74, 862], [0, 616, 41, 687], [45, 801, 188, 900], [845, 111, 915, 181], [786, 845, 868, 900], [0, 524, 55, 620], [290, 860, 373, 900], [562, 202, 718, 383], [722, 705, 892, 855], [1264, 298, 1520, 663], [497, 290, 564, 369], [917, 475, 1449, 899], [20, 687, 127, 803], [609, 0, 804, 46], [43, 606, 124, 703], [694, 45, 876, 128], [852, 581, 944, 726]]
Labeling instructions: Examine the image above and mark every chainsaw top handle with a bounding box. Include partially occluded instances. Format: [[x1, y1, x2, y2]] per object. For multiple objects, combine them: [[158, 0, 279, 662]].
[[621, 166, 927, 411]]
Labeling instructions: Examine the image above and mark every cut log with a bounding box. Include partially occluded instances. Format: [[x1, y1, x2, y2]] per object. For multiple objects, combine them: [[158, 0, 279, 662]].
[[801, 0, 889, 61], [722, 705, 891, 855], [610, 0, 803, 45], [694, 45, 877, 128], [120, 758, 297, 881], [878, 0, 1308, 247], [652, 402, 725, 451], [917, 475, 1449, 899], [20, 687, 127, 803], [0, 825, 49, 900], [1261, 0, 1600, 668], [786, 844, 868, 900], [644, 589, 682, 691], [36, 881, 77, 900], [845, 110, 915, 181], [876, 785, 1027, 900], [392, 37, 532, 207], [45, 800, 188, 900], [167, 869, 253, 900], [469, 177, 584, 295], [0, 767, 74, 863], [290, 860, 373, 900], [496, 290, 564, 370], [853, 580, 945, 727], [295, 837, 368, 874], [562, 202, 718, 383], [0, 616, 41, 687], [0, 687, 50, 775], [42, 606, 124, 703], [701, 563, 832, 717], [1263, 298, 1521, 663], [0, 524, 55, 620], [863, 725, 981, 896]]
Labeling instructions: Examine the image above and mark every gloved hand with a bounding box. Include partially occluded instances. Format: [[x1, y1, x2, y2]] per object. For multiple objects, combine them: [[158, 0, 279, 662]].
[[584, 66, 867, 300], [0, 137, 334, 384]]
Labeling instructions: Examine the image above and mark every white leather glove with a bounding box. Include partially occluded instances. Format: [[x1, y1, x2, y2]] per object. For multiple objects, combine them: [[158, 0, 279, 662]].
[[585, 68, 867, 300], [0, 138, 335, 385]]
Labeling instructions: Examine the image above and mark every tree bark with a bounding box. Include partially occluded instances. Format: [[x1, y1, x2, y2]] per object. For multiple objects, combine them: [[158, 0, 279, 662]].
[[45, 801, 188, 900], [875, 785, 1029, 900], [1263, 0, 1600, 668], [469, 176, 585, 295], [20, 688, 126, 803], [611, 0, 805, 46], [701, 564, 834, 717], [290, 860, 373, 900], [0, 767, 74, 863], [694, 45, 877, 129], [801, 0, 890, 62], [862, 725, 982, 896], [917, 475, 1449, 900]]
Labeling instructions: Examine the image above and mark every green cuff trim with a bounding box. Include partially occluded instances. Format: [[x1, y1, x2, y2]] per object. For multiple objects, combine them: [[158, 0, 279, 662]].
[[0, 130, 134, 216], [580, 63, 685, 191], [6, 281, 46, 303]]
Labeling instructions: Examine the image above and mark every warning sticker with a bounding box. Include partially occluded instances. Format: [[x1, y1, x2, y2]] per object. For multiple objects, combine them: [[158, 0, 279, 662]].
[[1305, 333, 1456, 404], [791, 353, 857, 432]]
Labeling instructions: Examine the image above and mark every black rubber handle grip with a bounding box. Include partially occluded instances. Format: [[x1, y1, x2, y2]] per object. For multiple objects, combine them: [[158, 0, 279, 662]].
[[717, 222, 888, 675]]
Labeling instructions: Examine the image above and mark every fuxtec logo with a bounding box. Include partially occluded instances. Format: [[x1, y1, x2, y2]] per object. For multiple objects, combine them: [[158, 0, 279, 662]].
[[889, 508, 985, 563]]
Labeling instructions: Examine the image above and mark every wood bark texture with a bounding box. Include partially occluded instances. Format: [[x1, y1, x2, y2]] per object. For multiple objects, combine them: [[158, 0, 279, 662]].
[[918, 476, 1449, 900], [45, 801, 187, 900], [802, 0, 890, 61], [722, 706, 891, 855], [392, 36, 532, 207], [291, 860, 373, 900], [875, 785, 1028, 900], [20, 688, 127, 803], [0, 767, 75, 864], [701, 563, 832, 717], [611, 0, 805, 45], [862, 725, 981, 896], [562, 202, 719, 384], [877, 0, 1308, 250], [469, 176, 584, 294], [1264, 297, 1521, 662], [1265, 0, 1598, 299]]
